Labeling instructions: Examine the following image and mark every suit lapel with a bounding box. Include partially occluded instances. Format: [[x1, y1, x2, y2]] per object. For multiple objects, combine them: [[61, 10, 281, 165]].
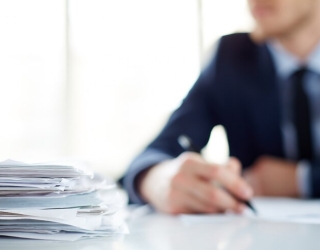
[[246, 44, 285, 158]]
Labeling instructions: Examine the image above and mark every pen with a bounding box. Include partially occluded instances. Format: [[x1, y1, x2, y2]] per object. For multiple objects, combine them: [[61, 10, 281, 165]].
[[178, 134, 257, 214]]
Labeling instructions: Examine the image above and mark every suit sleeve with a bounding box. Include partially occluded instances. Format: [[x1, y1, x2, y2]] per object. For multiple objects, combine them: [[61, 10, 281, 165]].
[[120, 45, 222, 204]]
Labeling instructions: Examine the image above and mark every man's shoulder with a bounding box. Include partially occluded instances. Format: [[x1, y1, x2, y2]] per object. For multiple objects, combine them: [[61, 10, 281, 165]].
[[221, 32, 252, 42], [211, 32, 268, 67], [218, 33, 260, 55], [201, 32, 272, 83]]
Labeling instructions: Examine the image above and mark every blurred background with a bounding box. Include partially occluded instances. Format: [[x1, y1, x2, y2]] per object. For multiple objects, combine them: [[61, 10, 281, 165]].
[[0, 0, 253, 179]]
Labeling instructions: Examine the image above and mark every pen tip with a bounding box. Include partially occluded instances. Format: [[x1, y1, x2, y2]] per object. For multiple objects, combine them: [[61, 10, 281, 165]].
[[246, 202, 257, 215]]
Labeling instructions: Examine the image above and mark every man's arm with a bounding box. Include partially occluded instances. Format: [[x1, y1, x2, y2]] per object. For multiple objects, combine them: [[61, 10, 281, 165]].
[[242, 157, 320, 198], [120, 39, 253, 212], [243, 156, 300, 197], [120, 45, 221, 204]]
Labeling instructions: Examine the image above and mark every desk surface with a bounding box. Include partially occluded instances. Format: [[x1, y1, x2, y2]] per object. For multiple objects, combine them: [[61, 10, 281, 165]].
[[1, 211, 320, 250]]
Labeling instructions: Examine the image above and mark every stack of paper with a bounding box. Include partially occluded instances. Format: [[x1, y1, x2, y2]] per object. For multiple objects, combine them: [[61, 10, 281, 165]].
[[0, 159, 127, 241]]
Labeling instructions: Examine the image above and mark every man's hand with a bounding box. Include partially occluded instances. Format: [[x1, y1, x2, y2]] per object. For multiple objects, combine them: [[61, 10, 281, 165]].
[[138, 152, 253, 214], [243, 156, 299, 197]]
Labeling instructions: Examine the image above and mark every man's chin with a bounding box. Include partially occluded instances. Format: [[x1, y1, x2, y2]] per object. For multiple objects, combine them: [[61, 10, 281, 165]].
[[250, 25, 289, 42]]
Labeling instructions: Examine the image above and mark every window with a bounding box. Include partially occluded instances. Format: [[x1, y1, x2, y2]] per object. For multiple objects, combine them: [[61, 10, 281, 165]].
[[0, 0, 66, 160], [0, 0, 252, 178]]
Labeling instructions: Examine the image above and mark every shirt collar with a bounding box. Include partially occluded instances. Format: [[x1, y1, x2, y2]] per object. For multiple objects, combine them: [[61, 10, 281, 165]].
[[267, 39, 320, 79]]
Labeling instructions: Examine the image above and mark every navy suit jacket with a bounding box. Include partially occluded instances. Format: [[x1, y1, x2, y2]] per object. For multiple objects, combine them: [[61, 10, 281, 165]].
[[120, 33, 320, 203]]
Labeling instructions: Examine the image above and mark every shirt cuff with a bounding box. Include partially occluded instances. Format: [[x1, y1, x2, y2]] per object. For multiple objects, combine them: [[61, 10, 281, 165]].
[[296, 160, 311, 198]]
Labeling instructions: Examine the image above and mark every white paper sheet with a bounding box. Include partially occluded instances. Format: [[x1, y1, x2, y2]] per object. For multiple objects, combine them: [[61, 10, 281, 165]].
[[0, 215, 102, 230], [179, 198, 320, 225], [0, 208, 78, 220], [0, 232, 84, 241], [0, 223, 129, 241], [0, 159, 93, 178], [248, 197, 320, 224]]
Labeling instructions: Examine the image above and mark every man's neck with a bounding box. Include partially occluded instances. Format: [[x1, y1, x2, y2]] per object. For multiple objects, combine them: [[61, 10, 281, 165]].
[[276, 8, 320, 61]]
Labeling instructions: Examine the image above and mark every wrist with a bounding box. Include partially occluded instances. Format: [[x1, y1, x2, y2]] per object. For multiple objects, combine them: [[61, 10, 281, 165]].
[[136, 168, 153, 203], [138, 160, 177, 210]]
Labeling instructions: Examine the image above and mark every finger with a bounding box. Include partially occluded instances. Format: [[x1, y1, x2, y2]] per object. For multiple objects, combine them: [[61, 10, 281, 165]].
[[243, 169, 261, 196], [176, 176, 220, 208], [170, 172, 220, 214], [178, 153, 239, 184], [175, 176, 244, 213], [178, 153, 209, 177], [171, 174, 222, 213], [176, 154, 252, 202], [210, 167, 253, 200], [208, 187, 245, 213], [171, 192, 221, 214], [227, 157, 241, 175]]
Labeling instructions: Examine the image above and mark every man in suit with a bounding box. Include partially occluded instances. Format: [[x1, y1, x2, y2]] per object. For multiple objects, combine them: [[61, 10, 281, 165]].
[[121, 0, 320, 214]]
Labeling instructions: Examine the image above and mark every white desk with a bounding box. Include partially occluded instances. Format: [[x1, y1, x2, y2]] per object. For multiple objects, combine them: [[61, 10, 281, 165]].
[[1, 211, 320, 250]]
